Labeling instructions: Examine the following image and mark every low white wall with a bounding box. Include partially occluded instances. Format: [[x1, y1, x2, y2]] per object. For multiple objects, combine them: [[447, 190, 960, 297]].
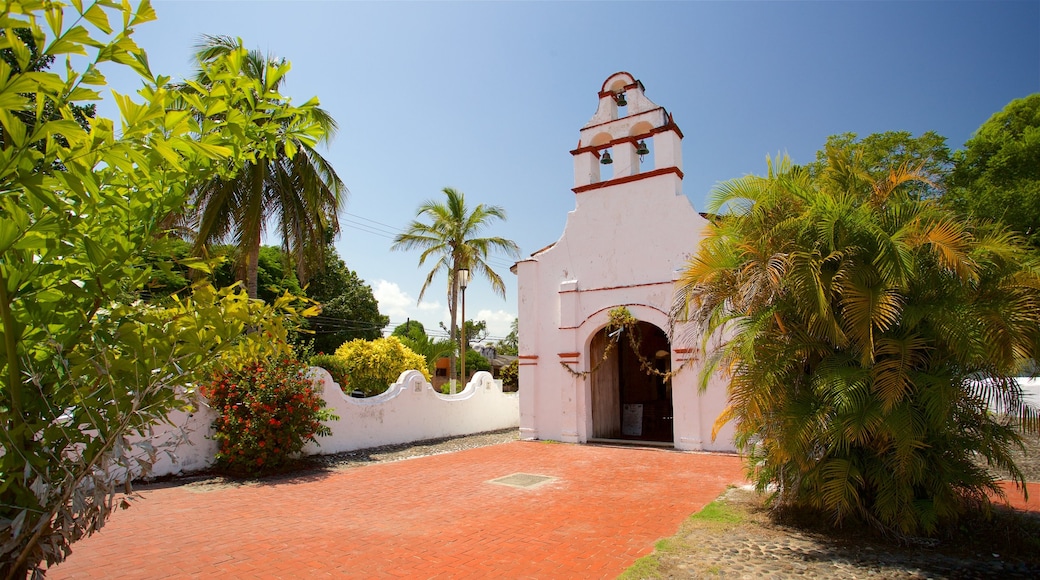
[[304, 368, 520, 455], [1018, 377, 1040, 407], [135, 368, 519, 479]]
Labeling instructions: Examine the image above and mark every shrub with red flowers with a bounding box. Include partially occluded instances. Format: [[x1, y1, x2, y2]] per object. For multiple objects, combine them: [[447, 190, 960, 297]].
[[202, 351, 335, 477]]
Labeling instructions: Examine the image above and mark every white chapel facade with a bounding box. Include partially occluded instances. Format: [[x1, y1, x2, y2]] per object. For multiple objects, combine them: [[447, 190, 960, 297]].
[[514, 72, 736, 452]]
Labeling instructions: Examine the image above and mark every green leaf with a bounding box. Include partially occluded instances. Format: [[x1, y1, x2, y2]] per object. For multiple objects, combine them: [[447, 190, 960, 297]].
[[131, 0, 158, 26], [43, 4, 63, 36], [0, 213, 23, 252], [83, 237, 108, 265], [177, 257, 214, 274], [82, 3, 113, 34], [6, 26, 33, 70], [0, 109, 27, 147], [46, 25, 96, 56]]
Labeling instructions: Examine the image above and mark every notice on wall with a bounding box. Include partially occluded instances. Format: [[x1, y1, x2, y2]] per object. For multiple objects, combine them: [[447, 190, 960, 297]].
[[622, 404, 643, 436]]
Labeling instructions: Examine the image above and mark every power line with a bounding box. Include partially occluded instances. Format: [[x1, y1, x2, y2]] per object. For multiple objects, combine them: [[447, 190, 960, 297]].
[[339, 210, 519, 270]]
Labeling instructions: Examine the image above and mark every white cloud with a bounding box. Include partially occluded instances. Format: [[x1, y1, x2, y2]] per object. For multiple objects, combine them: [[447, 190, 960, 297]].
[[373, 280, 444, 334], [372, 280, 411, 319], [475, 309, 516, 342], [372, 281, 515, 341]]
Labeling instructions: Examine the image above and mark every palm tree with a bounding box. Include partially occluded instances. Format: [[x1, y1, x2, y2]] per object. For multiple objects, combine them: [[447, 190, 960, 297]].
[[391, 188, 520, 392], [673, 146, 1040, 535], [186, 35, 346, 299]]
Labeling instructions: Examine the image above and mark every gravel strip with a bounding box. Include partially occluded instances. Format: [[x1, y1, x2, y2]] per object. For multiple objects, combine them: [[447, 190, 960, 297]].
[[307, 428, 520, 470], [144, 428, 520, 492]]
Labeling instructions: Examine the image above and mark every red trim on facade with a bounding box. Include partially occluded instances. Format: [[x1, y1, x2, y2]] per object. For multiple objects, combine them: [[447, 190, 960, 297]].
[[530, 242, 556, 257], [574, 109, 673, 141], [557, 352, 580, 358], [673, 348, 693, 354], [518, 355, 539, 360], [558, 302, 671, 331], [600, 72, 636, 93], [572, 167, 684, 194], [569, 280, 672, 293], [668, 113, 685, 139], [571, 122, 681, 155]]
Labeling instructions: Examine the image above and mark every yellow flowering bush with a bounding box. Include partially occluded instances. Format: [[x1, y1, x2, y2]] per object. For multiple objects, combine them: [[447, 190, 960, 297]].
[[332, 337, 431, 396]]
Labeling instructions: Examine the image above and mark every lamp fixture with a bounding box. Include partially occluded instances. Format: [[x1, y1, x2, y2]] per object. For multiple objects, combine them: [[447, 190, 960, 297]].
[[600, 150, 613, 165]]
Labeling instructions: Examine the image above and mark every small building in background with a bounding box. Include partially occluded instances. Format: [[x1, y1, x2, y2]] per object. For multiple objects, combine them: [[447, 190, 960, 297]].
[[513, 72, 735, 451]]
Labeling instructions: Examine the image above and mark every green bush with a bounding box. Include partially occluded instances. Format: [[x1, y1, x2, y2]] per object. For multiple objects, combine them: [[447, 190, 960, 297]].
[[203, 350, 335, 477], [500, 359, 519, 391], [310, 353, 350, 390], [333, 336, 431, 396]]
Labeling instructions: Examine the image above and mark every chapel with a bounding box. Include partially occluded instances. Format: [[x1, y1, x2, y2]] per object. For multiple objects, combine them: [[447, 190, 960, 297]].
[[514, 72, 735, 451]]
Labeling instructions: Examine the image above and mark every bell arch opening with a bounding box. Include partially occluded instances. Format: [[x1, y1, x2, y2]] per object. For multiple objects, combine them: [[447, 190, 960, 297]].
[[589, 321, 673, 443]]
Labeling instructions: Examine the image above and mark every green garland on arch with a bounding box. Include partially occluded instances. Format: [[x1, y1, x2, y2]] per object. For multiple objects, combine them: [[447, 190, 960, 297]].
[[559, 306, 693, 382]]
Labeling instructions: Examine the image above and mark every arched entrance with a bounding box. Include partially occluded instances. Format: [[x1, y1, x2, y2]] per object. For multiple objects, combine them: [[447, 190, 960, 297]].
[[589, 321, 673, 443]]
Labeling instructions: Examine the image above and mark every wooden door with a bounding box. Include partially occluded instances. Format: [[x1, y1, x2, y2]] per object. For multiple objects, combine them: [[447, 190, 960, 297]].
[[590, 329, 621, 438]]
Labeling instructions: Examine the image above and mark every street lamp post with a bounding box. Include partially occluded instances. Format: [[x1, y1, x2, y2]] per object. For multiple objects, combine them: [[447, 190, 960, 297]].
[[457, 268, 470, 392]]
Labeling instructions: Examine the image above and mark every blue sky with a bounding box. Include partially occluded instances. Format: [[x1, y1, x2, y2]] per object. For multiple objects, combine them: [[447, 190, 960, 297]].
[[102, 0, 1039, 342]]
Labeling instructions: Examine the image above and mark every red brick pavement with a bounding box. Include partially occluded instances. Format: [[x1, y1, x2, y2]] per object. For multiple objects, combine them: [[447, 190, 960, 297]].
[[997, 481, 1040, 512], [48, 441, 746, 579]]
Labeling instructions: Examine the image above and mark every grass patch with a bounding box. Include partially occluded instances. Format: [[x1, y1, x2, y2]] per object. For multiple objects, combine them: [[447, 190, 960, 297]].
[[619, 488, 749, 579], [688, 497, 744, 526], [617, 553, 662, 580]]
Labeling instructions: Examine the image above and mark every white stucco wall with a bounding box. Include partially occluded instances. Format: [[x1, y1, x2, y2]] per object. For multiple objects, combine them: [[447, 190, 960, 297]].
[[305, 368, 520, 455], [129, 368, 519, 479]]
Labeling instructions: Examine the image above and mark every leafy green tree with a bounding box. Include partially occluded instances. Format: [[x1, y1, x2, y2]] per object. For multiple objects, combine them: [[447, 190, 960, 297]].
[[212, 245, 302, 303], [440, 318, 488, 353], [184, 35, 347, 299], [946, 94, 1040, 248], [0, 27, 95, 161], [0, 2, 328, 575], [462, 349, 490, 375], [303, 246, 388, 353], [674, 144, 1040, 536], [392, 322, 452, 376], [392, 320, 426, 338], [391, 187, 519, 391], [141, 237, 193, 299], [808, 131, 952, 200], [496, 318, 518, 356], [463, 319, 488, 348], [143, 242, 302, 302]]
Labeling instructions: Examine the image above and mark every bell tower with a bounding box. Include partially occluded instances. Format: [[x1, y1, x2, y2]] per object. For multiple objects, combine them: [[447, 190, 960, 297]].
[[570, 72, 684, 192]]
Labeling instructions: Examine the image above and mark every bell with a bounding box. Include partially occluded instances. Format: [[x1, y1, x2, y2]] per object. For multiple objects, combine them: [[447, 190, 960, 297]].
[[615, 92, 627, 107], [600, 150, 613, 165], [636, 140, 650, 156]]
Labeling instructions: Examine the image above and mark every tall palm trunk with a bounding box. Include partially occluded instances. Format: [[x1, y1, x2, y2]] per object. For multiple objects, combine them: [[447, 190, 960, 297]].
[[242, 233, 261, 299]]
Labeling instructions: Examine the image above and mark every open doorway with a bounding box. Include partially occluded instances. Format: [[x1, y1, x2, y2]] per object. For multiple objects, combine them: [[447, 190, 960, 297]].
[[590, 321, 673, 444]]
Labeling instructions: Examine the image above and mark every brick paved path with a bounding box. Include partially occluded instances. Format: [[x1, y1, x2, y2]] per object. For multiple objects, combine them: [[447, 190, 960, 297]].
[[49, 441, 746, 579]]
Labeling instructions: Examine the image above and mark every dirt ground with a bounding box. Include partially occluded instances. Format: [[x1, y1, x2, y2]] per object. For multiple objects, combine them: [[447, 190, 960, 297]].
[[624, 434, 1040, 579]]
